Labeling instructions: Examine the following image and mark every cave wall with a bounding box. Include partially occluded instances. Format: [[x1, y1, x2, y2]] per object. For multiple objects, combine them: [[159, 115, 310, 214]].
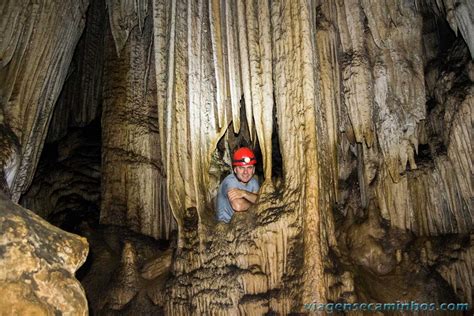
[[100, 0, 175, 240], [19, 0, 105, 225], [103, 0, 472, 312], [0, 0, 89, 201], [46, 0, 106, 144], [335, 0, 472, 235], [0, 0, 472, 314]]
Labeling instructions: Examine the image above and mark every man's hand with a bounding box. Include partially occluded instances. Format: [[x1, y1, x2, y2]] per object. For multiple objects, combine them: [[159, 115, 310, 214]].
[[227, 188, 247, 201], [227, 188, 258, 212]]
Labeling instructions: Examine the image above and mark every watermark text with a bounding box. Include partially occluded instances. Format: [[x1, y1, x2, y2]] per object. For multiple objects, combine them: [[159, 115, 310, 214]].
[[304, 301, 470, 313]]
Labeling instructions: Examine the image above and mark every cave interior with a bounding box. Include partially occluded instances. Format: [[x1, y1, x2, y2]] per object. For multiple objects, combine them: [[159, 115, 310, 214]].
[[0, 0, 473, 315]]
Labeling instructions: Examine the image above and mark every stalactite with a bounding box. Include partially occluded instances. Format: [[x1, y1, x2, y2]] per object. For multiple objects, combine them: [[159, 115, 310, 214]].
[[245, 0, 273, 181], [47, 0, 106, 143], [101, 6, 175, 240], [421, 0, 474, 58], [209, 0, 229, 131], [0, 0, 89, 201], [315, 0, 342, 205], [148, 0, 343, 310], [335, 0, 375, 148], [1, 0, 472, 314], [225, 1, 242, 134], [374, 39, 472, 236], [165, 0, 193, 239], [236, 0, 254, 142], [271, 0, 336, 305], [152, 0, 169, 171], [105, 0, 149, 55]]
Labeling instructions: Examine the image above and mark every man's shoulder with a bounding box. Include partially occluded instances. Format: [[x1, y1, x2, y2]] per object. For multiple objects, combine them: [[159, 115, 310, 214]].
[[222, 173, 237, 184], [249, 177, 258, 185], [248, 177, 260, 190], [221, 173, 259, 190]]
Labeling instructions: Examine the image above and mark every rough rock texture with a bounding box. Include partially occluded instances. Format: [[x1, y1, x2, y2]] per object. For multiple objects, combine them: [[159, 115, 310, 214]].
[[19, 0, 104, 232], [422, 0, 474, 58], [0, 0, 472, 314], [0, 191, 89, 315], [334, 1, 472, 236], [137, 0, 473, 313], [145, 0, 340, 312], [0, 0, 89, 201], [20, 120, 101, 226], [77, 225, 170, 315], [100, 1, 175, 240], [46, 0, 106, 144]]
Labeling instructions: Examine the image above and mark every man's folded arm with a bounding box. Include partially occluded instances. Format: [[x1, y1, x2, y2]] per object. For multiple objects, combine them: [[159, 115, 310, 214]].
[[242, 191, 258, 203], [228, 189, 258, 212], [230, 197, 252, 212]]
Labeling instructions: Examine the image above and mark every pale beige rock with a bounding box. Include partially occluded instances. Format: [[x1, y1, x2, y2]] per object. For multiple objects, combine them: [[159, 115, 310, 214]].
[[100, 7, 175, 240], [375, 42, 472, 236], [0, 0, 89, 201], [98, 0, 472, 313], [0, 0, 472, 314], [0, 192, 88, 315], [0, 282, 52, 315]]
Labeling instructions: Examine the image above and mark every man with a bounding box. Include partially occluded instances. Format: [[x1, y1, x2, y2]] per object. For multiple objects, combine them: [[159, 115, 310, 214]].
[[216, 147, 260, 223]]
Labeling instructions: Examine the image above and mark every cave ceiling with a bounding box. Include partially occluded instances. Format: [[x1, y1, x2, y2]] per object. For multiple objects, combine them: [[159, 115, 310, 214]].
[[0, 0, 473, 314]]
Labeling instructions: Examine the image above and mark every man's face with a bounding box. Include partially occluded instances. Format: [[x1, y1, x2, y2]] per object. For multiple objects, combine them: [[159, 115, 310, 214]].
[[234, 165, 255, 183]]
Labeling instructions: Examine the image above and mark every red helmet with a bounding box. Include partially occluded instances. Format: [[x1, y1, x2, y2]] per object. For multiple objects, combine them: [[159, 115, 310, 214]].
[[232, 147, 257, 166]]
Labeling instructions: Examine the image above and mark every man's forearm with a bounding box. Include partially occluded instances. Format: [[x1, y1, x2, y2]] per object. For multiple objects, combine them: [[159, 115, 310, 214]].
[[242, 191, 258, 204], [228, 188, 258, 212], [230, 198, 252, 212]]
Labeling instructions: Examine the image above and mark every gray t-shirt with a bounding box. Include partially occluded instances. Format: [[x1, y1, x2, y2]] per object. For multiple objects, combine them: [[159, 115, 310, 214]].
[[216, 173, 259, 223]]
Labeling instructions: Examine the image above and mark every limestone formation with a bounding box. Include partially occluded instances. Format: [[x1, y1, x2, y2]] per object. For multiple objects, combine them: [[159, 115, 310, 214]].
[[422, 0, 474, 58], [20, 120, 101, 224], [0, 191, 88, 315], [78, 225, 170, 314], [0, 0, 472, 315], [47, 0, 106, 144], [0, 0, 89, 201], [100, 1, 175, 240]]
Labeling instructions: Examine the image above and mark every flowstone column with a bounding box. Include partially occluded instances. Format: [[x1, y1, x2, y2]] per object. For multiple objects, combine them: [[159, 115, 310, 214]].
[[101, 3, 174, 240]]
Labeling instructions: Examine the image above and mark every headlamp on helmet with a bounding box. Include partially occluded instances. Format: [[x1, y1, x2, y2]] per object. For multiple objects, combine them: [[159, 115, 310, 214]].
[[232, 147, 257, 166]]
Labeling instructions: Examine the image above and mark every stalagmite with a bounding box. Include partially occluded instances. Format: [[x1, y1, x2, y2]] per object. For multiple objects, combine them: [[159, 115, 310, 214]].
[[0, 0, 472, 314]]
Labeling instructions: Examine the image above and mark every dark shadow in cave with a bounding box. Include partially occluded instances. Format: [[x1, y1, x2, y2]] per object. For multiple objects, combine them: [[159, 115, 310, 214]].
[[215, 95, 284, 185], [20, 117, 102, 232]]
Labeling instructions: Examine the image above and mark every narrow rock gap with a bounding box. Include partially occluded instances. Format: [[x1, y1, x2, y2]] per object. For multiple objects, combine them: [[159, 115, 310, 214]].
[[2, 0, 472, 314]]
